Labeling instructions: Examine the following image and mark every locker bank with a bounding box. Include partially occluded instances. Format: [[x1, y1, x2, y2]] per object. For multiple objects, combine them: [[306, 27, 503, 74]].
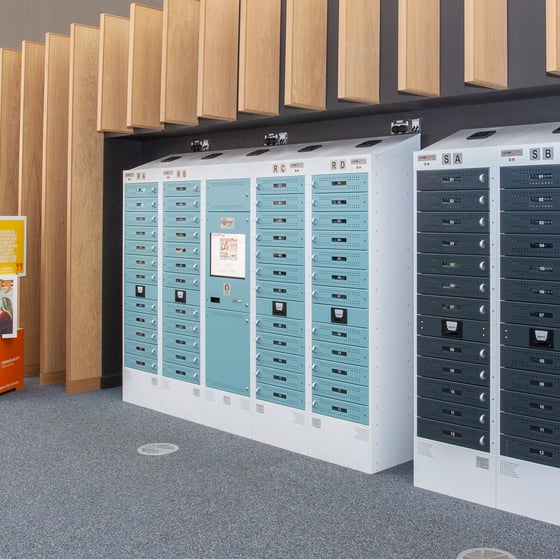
[[123, 135, 419, 474], [414, 122, 560, 526]]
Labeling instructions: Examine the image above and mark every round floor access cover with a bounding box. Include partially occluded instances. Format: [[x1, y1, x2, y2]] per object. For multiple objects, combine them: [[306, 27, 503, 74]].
[[137, 443, 179, 456], [457, 549, 517, 559]]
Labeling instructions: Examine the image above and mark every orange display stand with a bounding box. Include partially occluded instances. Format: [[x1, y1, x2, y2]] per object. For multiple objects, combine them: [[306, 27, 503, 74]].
[[0, 329, 24, 394]]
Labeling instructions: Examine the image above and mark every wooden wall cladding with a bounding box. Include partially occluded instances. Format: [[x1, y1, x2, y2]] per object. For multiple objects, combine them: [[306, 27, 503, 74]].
[[338, 0, 380, 104], [40, 33, 70, 386], [239, 0, 281, 115], [285, 0, 327, 110], [18, 41, 45, 377], [197, 0, 240, 121], [97, 14, 131, 134], [127, 4, 164, 130], [0, 49, 22, 215], [546, 0, 560, 75], [67, 24, 103, 394], [465, 0, 508, 90], [398, 0, 440, 97], [161, 0, 200, 125]]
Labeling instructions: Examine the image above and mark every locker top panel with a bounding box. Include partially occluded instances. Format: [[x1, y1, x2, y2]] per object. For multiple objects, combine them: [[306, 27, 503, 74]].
[[124, 135, 421, 175], [414, 124, 536, 172]]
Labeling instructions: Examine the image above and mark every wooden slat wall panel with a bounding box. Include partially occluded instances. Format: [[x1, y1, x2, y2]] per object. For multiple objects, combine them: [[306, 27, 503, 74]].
[[18, 41, 45, 377], [67, 24, 103, 394], [238, 0, 281, 115], [197, 0, 240, 121], [40, 33, 70, 386], [0, 49, 22, 215], [546, 0, 560, 75], [285, 0, 327, 110], [465, 0, 508, 90], [127, 4, 164, 129], [338, 0, 380, 104], [398, 0, 440, 97], [161, 0, 199, 125], [97, 14, 131, 133]]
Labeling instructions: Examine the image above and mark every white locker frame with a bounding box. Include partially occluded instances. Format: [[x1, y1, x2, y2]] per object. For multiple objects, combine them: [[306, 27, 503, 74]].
[[123, 134, 419, 474]]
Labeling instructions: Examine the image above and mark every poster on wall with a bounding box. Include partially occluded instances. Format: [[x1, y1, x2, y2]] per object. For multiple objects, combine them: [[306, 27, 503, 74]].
[[0, 217, 26, 276], [0, 274, 17, 339]]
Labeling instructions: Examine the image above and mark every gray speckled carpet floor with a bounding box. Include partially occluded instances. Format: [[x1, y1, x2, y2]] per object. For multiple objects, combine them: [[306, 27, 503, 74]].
[[0, 378, 559, 559]]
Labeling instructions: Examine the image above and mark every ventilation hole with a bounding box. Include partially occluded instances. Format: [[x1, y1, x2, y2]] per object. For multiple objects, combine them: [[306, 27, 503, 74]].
[[456, 549, 517, 559], [160, 155, 181, 163], [466, 130, 496, 140], [499, 459, 520, 478], [246, 149, 270, 156], [137, 443, 179, 456], [355, 139, 382, 148], [297, 144, 323, 152], [201, 153, 223, 160]]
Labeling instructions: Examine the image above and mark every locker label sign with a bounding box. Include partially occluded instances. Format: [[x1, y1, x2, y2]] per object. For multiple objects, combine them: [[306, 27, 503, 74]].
[[529, 147, 555, 160], [442, 153, 463, 165]]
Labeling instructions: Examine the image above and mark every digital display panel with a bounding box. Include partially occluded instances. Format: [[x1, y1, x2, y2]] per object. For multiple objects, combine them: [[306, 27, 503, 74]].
[[210, 232, 246, 279]]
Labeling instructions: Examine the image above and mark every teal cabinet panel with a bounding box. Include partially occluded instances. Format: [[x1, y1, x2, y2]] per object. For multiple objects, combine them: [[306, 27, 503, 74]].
[[255, 263, 305, 284], [163, 196, 200, 212], [312, 396, 368, 425], [256, 382, 305, 410], [311, 191, 368, 212], [256, 193, 305, 213], [255, 367, 305, 392], [256, 298, 305, 320], [162, 361, 200, 384], [311, 230, 368, 251], [163, 257, 200, 275], [124, 281, 157, 301], [125, 269, 158, 285], [311, 285, 368, 308], [163, 180, 201, 196], [125, 182, 158, 197], [162, 242, 201, 259], [255, 315, 305, 338], [311, 211, 368, 231], [164, 211, 200, 228], [256, 176, 305, 194], [255, 331, 305, 356], [162, 227, 201, 243], [311, 248, 368, 269], [125, 210, 157, 227], [312, 378, 369, 406], [124, 354, 157, 374], [206, 309, 250, 396], [124, 253, 158, 272], [125, 225, 158, 241], [255, 229, 304, 247], [163, 272, 201, 290], [311, 339, 369, 367], [311, 267, 369, 289], [256, 280, 305, 302], [311, 358, 369, 386], [255, 212, 305, 230], [311, 321, 368, 347], [311, 173, 368, 193], [124, 297, 158, 316], [255, 349, 305, 374], [312, 303, 369, 329]]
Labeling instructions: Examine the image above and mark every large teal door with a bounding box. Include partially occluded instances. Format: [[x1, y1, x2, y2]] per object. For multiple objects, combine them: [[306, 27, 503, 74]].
[[205, 178, 251, 395]]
